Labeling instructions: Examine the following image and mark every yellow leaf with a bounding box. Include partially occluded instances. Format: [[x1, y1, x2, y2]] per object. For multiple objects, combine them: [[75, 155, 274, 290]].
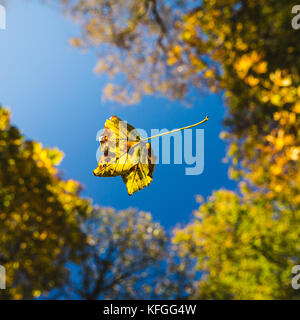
[[93, 116, 156, 195], [270, 94, 281, 106], [33, 290, 41, 298], [293, 101, 300, 113], [270, 70, 292, 87], [253, 61, 268, 74], [246, 75, 260, 86]]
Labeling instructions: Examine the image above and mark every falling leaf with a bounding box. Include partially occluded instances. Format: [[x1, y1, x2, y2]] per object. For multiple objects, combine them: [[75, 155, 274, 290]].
[[93, 115, 209, 195], [93, 116, 156, 195]]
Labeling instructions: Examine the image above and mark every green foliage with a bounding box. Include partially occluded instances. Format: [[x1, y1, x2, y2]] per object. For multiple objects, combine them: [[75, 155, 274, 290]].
[[174, 189, 300, 299], [0, 106, 91, 299]]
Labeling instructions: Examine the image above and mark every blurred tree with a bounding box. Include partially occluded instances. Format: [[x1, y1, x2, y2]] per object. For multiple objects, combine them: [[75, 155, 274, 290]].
[[56, 207, 196, 299], [172, 0, 300, 299], [0, 106, 91, 299], [60, 0, 194, 104], [60, 0, 300, 299], [174, 190, 300, 299], [172, 1, 300, 299]]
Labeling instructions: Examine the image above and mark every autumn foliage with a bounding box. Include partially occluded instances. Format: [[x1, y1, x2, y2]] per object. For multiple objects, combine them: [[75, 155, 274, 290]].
[[1, 0, 300, 299], [0, 107, 91, 299], [63, 0, 300, 299], [172, 0, 300, 299]]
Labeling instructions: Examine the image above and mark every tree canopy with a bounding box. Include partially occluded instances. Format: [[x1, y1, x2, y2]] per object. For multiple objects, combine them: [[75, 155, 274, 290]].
[[61, 0, 300, 299], [0, 107, 91, 299], [60, 207, 196, 299], [1, 0, 299, 299]]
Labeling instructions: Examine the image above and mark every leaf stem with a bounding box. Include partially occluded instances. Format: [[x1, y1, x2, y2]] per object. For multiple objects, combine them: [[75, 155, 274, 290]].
[[140, 116, 209, 142]]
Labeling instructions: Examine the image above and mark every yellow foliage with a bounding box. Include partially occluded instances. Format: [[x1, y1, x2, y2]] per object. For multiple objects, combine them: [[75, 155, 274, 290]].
[[0, 107, 92, 299]]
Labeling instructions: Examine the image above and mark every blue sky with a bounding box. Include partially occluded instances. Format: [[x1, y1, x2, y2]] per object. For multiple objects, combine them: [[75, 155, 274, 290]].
[[0, 0, 236, 230]]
